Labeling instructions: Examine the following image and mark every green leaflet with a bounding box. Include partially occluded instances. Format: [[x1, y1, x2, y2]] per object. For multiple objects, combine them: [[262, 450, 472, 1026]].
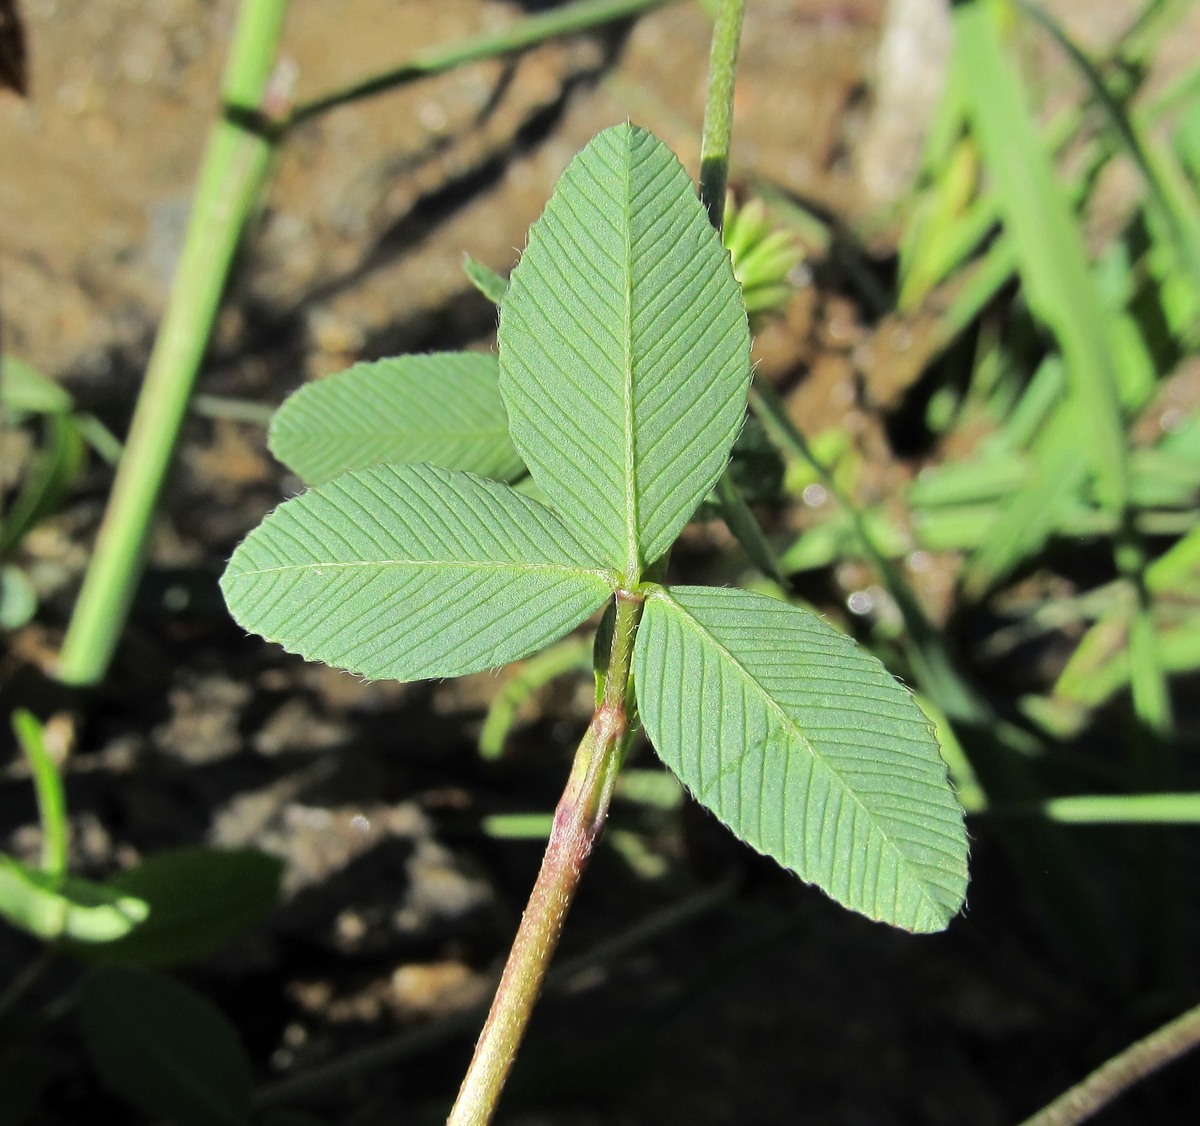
[[499, 123, 751, 582], [73, 848, 283, 968], [221, 463, 616, 681], [268, 352, 525, 485], [81, 967, 252, 1126], [634, 586, 968, 932], [220, 121, 971, 940]]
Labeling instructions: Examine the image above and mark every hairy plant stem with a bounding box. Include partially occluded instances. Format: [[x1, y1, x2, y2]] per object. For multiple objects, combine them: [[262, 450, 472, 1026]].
[[448, 590, 644, 1126], [698, 0, 746, 230], [1020, 997, 1200, 1126]]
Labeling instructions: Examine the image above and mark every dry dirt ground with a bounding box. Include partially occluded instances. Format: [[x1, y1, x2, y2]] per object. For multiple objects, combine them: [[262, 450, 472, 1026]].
[[2, 1, 1200, 1123]]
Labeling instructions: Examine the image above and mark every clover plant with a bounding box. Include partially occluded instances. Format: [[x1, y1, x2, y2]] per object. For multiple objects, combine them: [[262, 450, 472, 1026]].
[[221, 122, 969, 1123]]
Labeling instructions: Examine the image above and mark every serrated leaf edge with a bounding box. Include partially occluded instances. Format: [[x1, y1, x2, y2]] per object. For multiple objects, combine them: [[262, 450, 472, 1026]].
[[638, 585, 965, 929]]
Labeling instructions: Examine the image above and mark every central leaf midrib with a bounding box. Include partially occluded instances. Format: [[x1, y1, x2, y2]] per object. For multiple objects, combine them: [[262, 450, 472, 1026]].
[[622, 132, 639, 582], [232, 559, 616, 581], [657, 590, 943, 909]]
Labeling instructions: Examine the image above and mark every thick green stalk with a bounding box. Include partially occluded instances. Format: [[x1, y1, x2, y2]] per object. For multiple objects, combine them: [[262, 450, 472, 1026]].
[[448, 590, 644, 1126], [56, 0, 288, 686], [698, 0, 746, 229], [289, 0, 676, 125]]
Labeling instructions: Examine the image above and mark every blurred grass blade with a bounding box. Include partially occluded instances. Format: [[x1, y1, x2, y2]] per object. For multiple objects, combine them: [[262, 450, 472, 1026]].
[[915, 694, 987, 814], [1146, 523, 1200, 595], [481, 813, 554, 839], [56, 0, 289, 688], [11, 711, 68, 878], [0, 413, 86, 558], [955, 0, 1128, 515], [962, 405, 1086, 597], [1005, 793, 1200, 824], [1128, 596, 1173, 738], [0, 354, 74, 415], [713, 470, 784, 584], [479, 637, 591, 760], [1056, 615, 1200, 711], [1015, 0, 1200, 334]]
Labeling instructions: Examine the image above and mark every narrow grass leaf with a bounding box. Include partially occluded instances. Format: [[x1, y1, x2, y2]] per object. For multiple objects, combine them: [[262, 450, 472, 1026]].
[[955, 0, 1128, 513], [963, 405, 1087, 596], [1016, 0, 1200, 322], [499, 123, 751, 581], [1013, 793, 1200, 825], [269, 353, 525, 485], [1147, 522, 1200, 596], [752, 382, 988, 727], [634, 585, 968, 932], [0, 354, 74, 415], [479, 636, 591, 759], [221, 463, 616, 681], [713, 471, 784, 584], [11, 710, 67, 877]]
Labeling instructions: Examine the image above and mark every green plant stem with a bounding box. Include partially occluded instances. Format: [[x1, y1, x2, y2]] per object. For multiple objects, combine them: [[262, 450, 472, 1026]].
[[1020, 997, 1200, 1126], [289, 0, 676, 126], [56, 0, 288, 687], [448, 590, 644, 1126], [698, 0, 745, 230], [0, 946, 56, 1022], [12, 710, 68, 878]]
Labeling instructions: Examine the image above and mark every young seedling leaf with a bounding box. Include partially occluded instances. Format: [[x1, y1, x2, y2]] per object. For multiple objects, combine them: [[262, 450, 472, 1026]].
[[269, 352, 525, 485], [634, 586, 968, 932], [0, 854, 149, 943], [0, 354, 74, 415], [463, 253, 509, 304], [81, 966, 252, 1126], [221, 463, 616, 681], [499, 123, 751, 582]]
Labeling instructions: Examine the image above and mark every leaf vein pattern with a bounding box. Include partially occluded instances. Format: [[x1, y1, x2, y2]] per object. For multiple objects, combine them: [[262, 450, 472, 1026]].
[[634, 587, 967, 931]]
